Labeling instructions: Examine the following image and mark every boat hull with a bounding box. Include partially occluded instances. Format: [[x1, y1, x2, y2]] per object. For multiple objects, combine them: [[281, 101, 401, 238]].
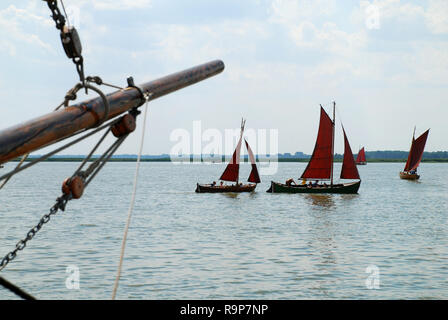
[[195, 183, 257, 193], [399, 172, 420, 180], [266, 180, 361, 194]]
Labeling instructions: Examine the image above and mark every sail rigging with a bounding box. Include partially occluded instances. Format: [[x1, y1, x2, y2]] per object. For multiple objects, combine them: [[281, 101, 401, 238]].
[[300, 106, 334, 180], [340, 127, 360, 180], [403, 129, 430, 172], [219, 138, 242, 182], [219, 120, 245, 183], [245, 139, 261, 183]]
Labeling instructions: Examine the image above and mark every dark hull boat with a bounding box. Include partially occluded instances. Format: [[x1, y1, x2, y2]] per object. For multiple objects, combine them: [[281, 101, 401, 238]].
[[196, 183, 256, 193], [399, 128, 429, 180], [267, 180, 360, 194], [196, 119, 260, 193], [356, 147, 367, 165], [267, 102, 361, 194]]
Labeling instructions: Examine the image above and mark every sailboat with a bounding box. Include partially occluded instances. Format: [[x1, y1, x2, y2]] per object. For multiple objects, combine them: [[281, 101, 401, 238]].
[[399, 128, 429, 180], [195, 119, 261, 193], [267, 102, 361, 194], [356, 147, 367, 165]]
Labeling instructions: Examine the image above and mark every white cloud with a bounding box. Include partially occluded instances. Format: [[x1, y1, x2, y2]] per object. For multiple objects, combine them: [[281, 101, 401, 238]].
[[74, 0, 152, 11], [425, 0, 448, 34], [0, 4, 54, 56], [269, 0, 336, 24], [352, 0, 448, 35], [289, 21, 367, 56]]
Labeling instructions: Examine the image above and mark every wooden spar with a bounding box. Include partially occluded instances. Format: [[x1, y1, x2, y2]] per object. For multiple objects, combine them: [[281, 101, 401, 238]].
[[0, 60, 224, 164]]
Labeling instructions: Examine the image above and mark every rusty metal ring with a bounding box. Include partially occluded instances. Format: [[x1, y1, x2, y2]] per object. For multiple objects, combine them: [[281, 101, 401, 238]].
[[63, 83, 110, 128]]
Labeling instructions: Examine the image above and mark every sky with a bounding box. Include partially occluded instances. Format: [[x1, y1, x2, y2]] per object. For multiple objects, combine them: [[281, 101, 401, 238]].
[[0, 0, 447, 156]]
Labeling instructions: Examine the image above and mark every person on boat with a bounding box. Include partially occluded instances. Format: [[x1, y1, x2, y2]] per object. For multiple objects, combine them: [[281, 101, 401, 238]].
[[211, 181, 216, 186], [301, 179, 307, 185], [410, 169, 416, 174], [220, 181, 224, 186], [285, 178, 296, 186], [312, 180, 318, 187], [307, 181, 313, 188]]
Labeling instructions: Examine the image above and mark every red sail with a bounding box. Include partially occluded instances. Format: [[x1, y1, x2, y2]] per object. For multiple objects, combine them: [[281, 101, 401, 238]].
[[301, 107, 334, 180], [340, 127, 360, 180], [220, 136, 242, 182], [356, 147, 366, 163], [245, 139, 261, 183], [404, 129, 429, 172]]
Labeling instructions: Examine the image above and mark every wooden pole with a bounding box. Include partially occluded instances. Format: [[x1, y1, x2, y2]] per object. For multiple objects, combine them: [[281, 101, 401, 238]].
[[0, 60, 224, 164]]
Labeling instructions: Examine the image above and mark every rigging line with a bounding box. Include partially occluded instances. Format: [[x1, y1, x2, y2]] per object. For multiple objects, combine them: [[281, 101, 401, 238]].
[[112, 98, 150, 300], [60, 0, 70, 27], [0, 117, 119, 184], [0, 96, 78, 190], [0, 276, 36, 300]]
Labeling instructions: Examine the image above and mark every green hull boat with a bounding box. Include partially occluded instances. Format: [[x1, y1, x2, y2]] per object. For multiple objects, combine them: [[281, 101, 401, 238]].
[[266, 180, 361, 194]]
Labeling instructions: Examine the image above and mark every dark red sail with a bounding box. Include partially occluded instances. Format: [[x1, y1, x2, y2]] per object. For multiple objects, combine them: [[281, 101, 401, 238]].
[[404, 129, 429, 172], [245, 139, 261, 183], [340, 127, 360, 180], [219, 136, 242, 182], [300, 107, 334, 180], [356, 147, 366, 163]]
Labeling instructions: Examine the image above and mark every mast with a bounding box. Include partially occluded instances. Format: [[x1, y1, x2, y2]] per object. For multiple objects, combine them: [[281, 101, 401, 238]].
[[237, 118, 246, 184], [331, 101, 335, 187]]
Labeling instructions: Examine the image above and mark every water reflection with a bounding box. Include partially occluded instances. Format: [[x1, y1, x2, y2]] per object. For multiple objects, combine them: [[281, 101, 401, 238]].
[[305, 194, 335, 208], [221, 193, 239, 199]]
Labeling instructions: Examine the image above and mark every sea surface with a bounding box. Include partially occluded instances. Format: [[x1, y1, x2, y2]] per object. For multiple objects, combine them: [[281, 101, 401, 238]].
[[0, 161, 447, 299]]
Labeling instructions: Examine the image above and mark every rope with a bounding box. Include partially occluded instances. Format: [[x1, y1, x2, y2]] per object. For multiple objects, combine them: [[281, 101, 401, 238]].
[[0, 276, 36, 300], [112, 96, 150, 299]]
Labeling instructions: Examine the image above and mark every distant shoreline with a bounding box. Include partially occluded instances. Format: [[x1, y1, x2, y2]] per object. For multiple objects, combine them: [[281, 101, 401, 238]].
[[9, 158, 448, 163]]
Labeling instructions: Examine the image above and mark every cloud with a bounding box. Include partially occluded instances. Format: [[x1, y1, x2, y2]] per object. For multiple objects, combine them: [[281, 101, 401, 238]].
[[352, 0, 448, 35], [74, 0, 152, 11], [0, 4, 54, 56], [269, 0, 336, 24], [425, 0, 448, 34], [289, 21, 367, 56]]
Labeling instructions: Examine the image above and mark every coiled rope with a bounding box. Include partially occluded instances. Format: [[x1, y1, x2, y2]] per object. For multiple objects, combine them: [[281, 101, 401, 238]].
[[112, 94, 150, 299]]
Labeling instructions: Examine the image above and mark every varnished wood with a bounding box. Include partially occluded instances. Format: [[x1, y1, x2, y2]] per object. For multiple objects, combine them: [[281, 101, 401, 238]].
[[0, 60, 224, 164]]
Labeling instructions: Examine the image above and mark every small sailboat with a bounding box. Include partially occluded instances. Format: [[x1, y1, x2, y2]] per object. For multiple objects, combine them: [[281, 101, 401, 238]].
[[267, 102, 361, 194], [399, 128, 429, 180], [356, 147, 367, 165], [195, 119, 260, 193]]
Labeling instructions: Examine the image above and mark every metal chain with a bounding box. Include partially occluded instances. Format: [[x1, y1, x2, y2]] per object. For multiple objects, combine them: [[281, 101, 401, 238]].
[[44, 0, 66, 30], [0, 194, 70, 272], [44, 0, 86, 85], [0, 112, 135, 273]]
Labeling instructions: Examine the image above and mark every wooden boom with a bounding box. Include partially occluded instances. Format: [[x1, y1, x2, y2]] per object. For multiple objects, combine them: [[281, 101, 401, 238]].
[[0, 60, 224, 164]]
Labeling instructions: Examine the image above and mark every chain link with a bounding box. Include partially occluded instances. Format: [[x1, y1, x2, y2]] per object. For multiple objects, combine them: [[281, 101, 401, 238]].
[[44, 0, 66, 30], [0, 194, 70, 272], [44, 0, 86, 85]]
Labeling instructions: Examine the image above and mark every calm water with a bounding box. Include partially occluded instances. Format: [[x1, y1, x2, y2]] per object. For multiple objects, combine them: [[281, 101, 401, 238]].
[[0, 161, 447, 299]]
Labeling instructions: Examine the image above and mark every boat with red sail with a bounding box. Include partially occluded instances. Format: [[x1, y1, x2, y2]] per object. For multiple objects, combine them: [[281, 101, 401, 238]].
[[196, 119, 260, 193], [356, 147, 367, 165], [267, 102, 361, 194], [399, 128, 429, 180]]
